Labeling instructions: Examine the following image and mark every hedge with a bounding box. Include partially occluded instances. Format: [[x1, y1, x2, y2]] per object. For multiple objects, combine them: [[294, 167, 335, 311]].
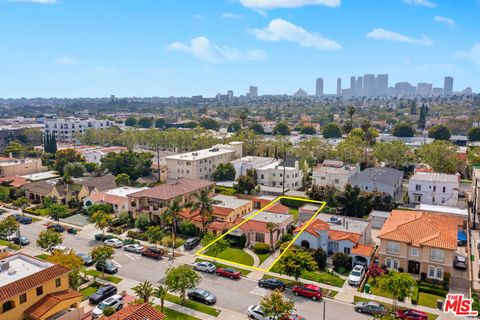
[[253, 242, 270, 254], [22, 207, 42, 216], [417, 286, 447, 297], [127, 230, 149, 241]]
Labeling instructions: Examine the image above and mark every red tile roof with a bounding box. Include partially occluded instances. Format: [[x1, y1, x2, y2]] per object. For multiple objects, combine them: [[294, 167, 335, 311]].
[[0, 175, 30, 187], [264, 203, 289, 214], [107, 303, 165, 320], [24, 289, 82, 320], [128, 178, 214, 200], [293, 219, 329, 237], [178, 208, 201, 220], [294, 218, 362, 244], [351, 244, 375, 257], [212, 206, 234, 217], [89, 192, 125, 205]]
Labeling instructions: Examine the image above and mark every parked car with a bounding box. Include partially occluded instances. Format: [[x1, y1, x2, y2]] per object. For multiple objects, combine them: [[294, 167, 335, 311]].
[[216, 267, 241, 279], [395, 309, 428, 320], [12, 236, 30, 246], [96, 260, 118, 274], [354, 301, 388, 315], [141, 246, 164, 260], [89, 284, 117, 304], [14, 214, 32, 224], [77, 253, 94, 266], [292, 284, 322, 301], [104, 238, 123, 248], [258, 278, 286, 290], [348, 265, 365, 286], [124, 243, 144, 253], [454, 255, 467, 270], [247, 305, 305, 320], [51, 245, 68, 252], [47, 224, 65, 233], [91, 294, 123, 318], [184, 237, 200, 250], [193, 261, 216, 273], [187, 288, 217, 305]]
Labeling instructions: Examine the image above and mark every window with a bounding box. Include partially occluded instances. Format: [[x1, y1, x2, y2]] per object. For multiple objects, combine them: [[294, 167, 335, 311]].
[[436, 267, 443, 279], [19, 293, 27, 304], [415, 184, 421, 191], [255, 232, 265, 243], [344, 247, 350, 255], [430, 249, 445, 262], [55, 278, 61, 288], [393, 259, 399, 270], [2, 301, 15, 313], [410, 248, 419, 257], [385, 258, 392, 269], [387, 241, 400, 254], [428, 266, 435, 278], [433, 186, 436, 192], [432, 197, 436, 203], [36, 286, 43, 296], [443, 187, 446, 193]]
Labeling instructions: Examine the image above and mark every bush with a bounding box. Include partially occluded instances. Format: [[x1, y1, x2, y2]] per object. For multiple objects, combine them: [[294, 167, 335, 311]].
[[215, 186, 237, 196], [161, 236, 185, 248], [107, 227, 123, 235], [443, 271, 451, 287], [313, 248, 327, 270], [123, 238, 140, 245], [417, 285, 447, 297], [103, 306, 116, 316], [332, 252, 350, 269], [420, 272, 427, 281], [227, 233, 246, 248], [127, 230, 149, 241], [135, 214, 150, 231], [178, 221, 196, 236], [280, 232, 293, 243], [8, 243, 21, 250], [253, 242, 270, 254], [411, 286, 419, 305], [398, 267, 404, 273]]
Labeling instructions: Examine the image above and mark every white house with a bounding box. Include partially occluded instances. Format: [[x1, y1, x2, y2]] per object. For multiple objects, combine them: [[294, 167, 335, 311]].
[[408, 172, 459, 206], [231, 156, 277, 179], [83, 186, 148, 215], [312, 160, 359, 190], [351, 167, 403, 198], [256, 160, 303, 191], [79, 146, 128, 165], [44, 117, 114, 143]]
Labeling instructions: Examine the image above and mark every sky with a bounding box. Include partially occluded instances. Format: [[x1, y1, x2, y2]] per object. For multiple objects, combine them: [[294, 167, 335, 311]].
[[0, 0, 479, 98]]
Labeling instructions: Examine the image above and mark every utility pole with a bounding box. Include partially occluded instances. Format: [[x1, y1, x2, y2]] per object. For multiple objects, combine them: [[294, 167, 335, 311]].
[[282, 150, 286, 196]]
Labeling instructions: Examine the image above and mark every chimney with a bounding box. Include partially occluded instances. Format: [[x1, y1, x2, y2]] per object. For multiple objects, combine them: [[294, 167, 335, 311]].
[[0, 260, 10, 272]]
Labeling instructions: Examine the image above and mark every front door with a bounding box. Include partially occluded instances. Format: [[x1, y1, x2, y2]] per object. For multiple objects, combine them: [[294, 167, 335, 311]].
[[408, 260, 420, 274]]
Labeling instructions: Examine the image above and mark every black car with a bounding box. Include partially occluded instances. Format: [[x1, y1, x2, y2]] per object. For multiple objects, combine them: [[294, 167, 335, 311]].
[[47, 224, 65, 233], [12, 236, 30, 246], [95, 260, 118, 274], [14, 214, 32, 224], [184, 237, 200, 250], [88, 284, 117, 304], [77, 253, 94, 266], [187, 288, 216, 305], [258, 278, 286, 290]]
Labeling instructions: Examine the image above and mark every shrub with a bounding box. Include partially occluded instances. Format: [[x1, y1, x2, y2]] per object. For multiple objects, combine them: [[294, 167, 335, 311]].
[[108, 227, 123, 235], [253, 242, 270, 254], [227, 233, 246, 248], [443, 271, 451, 287], [161, 236, 186, 248], [127, 230, 149, 241], [279, 242, 290, 253], [135, 214, 150, 231], [103, 306, 116, 316], [123, 238, 140, 245], [313, 248, 327, 270], [398, 267, 404, 273], [280, 232, 293, 243], [411, 286, 419, 305], [420, 272, 427, 281], [178, 221, 196, 236], [332, 252, 350, 270]]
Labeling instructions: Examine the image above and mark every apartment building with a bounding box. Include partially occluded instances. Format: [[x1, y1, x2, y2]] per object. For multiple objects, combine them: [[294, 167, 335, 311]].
[[231, 156, 277, 179], [0, 253, 82, 320], [312, 160, 359, 189], [44, 117, 114, 143], [408, 172, 459, 206], [351, 167, 403, 198], [165, 142, 243, 181], [0, 158, 47, 177]]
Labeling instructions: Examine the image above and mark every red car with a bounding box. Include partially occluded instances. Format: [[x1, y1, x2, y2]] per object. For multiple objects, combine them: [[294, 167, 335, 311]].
[[141, 247, 164, 260], [395, 309, 428, 320], [216, 267, 241, 279], [292, 284, 323, 301]]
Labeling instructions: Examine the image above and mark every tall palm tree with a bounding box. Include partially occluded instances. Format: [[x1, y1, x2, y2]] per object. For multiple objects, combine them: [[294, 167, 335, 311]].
[[347, 106, 356, 123], [164, 199, 182, 230], [154, 285, 168, 312], [188, 189, 213, 234], [240, 109, 248, 128], [265, 222, 277, 251], [132, 281, 155, 303]]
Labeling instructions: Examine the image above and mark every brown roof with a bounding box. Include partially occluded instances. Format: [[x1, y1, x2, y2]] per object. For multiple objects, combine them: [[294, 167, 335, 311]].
[[0, 175, 30, 188], [89, 192, 125, 205], [128, 178, 214, 200], [379, 210, 463, 250], [264, 203, 290, 214], [77, 175, 116, 192], [0, 255, 71, 302], [23, 181, 54, 195], [24, 289, 82, 320], [212, 206, 234, 217], [107, 303, 165, 320]]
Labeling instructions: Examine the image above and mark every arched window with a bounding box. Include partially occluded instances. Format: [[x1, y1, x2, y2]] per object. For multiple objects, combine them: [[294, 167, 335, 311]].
[[393, 259, 399, 270], [428, 266, 435, 278], [436, 267, 444, 279], [385, 258, 392, 269], [300, 240, 310, 249]]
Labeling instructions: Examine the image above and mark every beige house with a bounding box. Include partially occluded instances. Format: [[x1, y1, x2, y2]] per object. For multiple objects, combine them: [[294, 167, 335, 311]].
[[0, 158, 47, 178], [378, 210, 463, 280]]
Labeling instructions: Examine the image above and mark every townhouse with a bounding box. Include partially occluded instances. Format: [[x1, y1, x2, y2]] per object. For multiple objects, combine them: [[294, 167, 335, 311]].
[[408, 172, 459, 206]]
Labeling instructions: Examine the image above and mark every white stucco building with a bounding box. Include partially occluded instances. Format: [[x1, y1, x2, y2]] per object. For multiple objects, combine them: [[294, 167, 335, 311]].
[[408, 172, 459, 206], [312, 160, 359, 190], [231, 156, 277, 179], [256, 160, 303, 191], [44, 117, 114, 143]]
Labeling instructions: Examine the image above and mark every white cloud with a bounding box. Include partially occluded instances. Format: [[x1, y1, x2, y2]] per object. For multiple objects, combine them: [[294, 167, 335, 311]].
[[454, 43, 480, 66], [166, 36, 266, 63], [221, 12, 243, 19], [366, 28, 433, 46], [52, 57, 84, 65], [240, 0, 340, 10], [434, 15, 455, 28], [249, 18, 341, 51], [403, 0, 436, 8], [194, 14, 204, 20], [8, 0, 56, 3]]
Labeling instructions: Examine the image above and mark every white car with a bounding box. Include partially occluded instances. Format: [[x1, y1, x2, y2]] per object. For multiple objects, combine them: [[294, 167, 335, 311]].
[[348, 265, 365, 286], [247, 305, 268, 320], [193, 261, 217, 273], [92, 294, 123, 318], [124, 243, 144, 253], [51, 245, 68, 252], [104, 239, 123, 248]]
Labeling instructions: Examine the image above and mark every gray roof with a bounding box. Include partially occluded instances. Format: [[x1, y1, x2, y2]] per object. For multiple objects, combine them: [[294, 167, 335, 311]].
[[370, 210, 391, 219], [352, 167, 403, 187]]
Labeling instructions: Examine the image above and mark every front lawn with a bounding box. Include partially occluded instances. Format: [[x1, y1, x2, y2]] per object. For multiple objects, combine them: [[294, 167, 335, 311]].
[[194, 258, 251, 276], [257, 252, 272, 265], [418, 292, 443, 309], [155, 306, 201, 320], [164, 293, 221, 317], [353, 296, 438, 320], [300, 270, 345, 288], [82, 269, 123, 284], [365, 278, 394, 299], [35, 254, 50, 261], [206, 247, 254, 266], [289, 208, 299, 223], [81, 283, 101, 300]]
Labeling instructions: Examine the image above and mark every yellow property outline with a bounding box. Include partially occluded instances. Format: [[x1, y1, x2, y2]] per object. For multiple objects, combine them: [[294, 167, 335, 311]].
[[195, 196, 326, 273]]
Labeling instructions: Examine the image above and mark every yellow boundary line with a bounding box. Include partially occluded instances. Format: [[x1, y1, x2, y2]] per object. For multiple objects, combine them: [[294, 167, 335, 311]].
[[195, 196, 326, 273]]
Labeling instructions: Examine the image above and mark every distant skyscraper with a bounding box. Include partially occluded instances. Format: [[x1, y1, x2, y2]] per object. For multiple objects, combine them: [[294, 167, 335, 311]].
[[337, 78, 342, 96], [376, 74, 388, 96], [248, 85, 258, 97], [394, 82, 416, 96], [363, 74, 375, 96], [316, 78, 324, 96], [416, 83, 432, 96], [356, 76, 363, 95], [432, 87, 443, 95], [350, 76, 356, 96], [444, 76, 453, 95], [227, 90, 234, 101]]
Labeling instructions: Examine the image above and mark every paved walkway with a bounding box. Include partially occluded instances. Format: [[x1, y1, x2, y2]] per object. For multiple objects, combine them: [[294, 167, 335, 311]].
[[258, 251, 280, 270], [244, 248, 260, 267]]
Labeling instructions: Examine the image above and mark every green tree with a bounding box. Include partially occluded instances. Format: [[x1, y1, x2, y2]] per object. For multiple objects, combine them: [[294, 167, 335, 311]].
[[91, 210, 113, 235], [227, 122, 242, 133], [201, 233, 229, 257], [392, 122, 415, 137], [336, 136, 364, 164], [37, 230, 63, 251], [240, 109, 249, 128], [115, 173, 131, 187], [260, 290, 295, 320], [236, 175, 257, 195], [90, 245, 115, 277], [0, 185, 11, 202], [307, 184, 338, 207], [199, 118, 220, 131], [416, 141, 459, 174], [249, 123, 265, 135], [155, 118, 166, 129], [47, 204, 70, 221], [48, 249, 84, 289], [87, 203, 113, 215], [273, 122, 290, 136], [377, 271, 416, 307], [468, 127, 480, 141], [373, 141, 413, 169], [102, 307, 116, 317], [3, 141, 26, 158], [188, 189, 213, 233], [12, 196, 30, 209], [300, 126, 316, 135], [276, 249, 317, 282], [313, 248, 327, 270], [138, 117, 153, 128], [322, 122, 342, 139], [125, 117, 137, 127], [118, 211, 132, 226], [101, 150, 153, 181], [146, 225, 164, 247], [213, 163, 236, 181], [135, 213, 150, 231], [84, 162, 99, 173], [55, 149, 85, 174], [336, 184, 366, 217], [133, 281, 155, 303], [63, 162, 86, 178], [266, 222, 277, 251], [43, 132, 57, 154], [332, 252, 350, 269], [347, 106, 356, 122], [165, 265, 201, 301], [154, 285, 168, 313], [418, 104, 428, 130], [0, 216, 18, 240], [342, 120, 353, 135], [164, 199, 182, 233], [428, 124, 451, 140], [179, 221, 196, 236]]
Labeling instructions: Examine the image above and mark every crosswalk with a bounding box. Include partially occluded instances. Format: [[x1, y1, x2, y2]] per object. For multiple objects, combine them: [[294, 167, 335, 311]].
[[250, 286, 270, 297]]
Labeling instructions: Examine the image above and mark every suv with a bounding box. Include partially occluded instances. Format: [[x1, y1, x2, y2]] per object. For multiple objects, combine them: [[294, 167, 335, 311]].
[[12, 236, 30, 246], [292, 284, 322, 301], [89, 284, 117, 304], [141, 246, 164, 260], [454, 255, 467, 270], [92, 294, 123, 318], [184, 237, 200, 250], [348, 265, 365, 286], [96, 260, 118, 274], [47, 224, 65, 233]]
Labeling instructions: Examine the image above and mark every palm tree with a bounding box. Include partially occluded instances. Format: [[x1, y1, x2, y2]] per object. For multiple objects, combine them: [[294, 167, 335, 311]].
[[164, 199, 181, 234], [188, 189, 213, 234], [154, 285, 168, 312], [133, 281, 155, 303], [265, 222, 277, 251], [240, 109, 248, 128], [347, 106, 356, 123]]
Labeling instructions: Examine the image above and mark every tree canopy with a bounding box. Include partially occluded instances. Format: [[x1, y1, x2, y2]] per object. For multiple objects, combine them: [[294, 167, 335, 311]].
[[416, 141, 459, 174], [428, 124, 451, 140], [199, 118, 220, 131], [101, 150, 153, 181], [213, 163, 236, 181], [276, 249, 317, 281], [322, 122, 342, 139], [55, 149, 85, 174], [468, 127, 480, 141], [392, 122, 415, 137], [300, 126, 316, 135], [273, 122, 290, 136], [165, 265, 201, 301], [249, 123, 265, 135]]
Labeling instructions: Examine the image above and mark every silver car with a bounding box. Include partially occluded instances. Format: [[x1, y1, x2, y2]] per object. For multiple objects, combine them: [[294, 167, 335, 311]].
[[193, 261, 217, 273], [124, 244, 144, 253]]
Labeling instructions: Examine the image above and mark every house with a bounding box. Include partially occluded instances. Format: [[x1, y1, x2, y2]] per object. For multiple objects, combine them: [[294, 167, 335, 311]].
[[312, 160, 359, 190], [75, 175, 117, 195], [127, 178, 215, 223], [0, 158, 47, 178], [378, 210, 463, 280], [351, 167, 403, 198], [83, 186, 149, 215], [106, 303, 165, 320], [293, 215, 374, 266], [78, 146, 128, 165], [231, 156, 278, 179], [0, 253, 83, 320], [408, 172, 459, 206]]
